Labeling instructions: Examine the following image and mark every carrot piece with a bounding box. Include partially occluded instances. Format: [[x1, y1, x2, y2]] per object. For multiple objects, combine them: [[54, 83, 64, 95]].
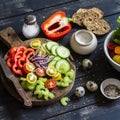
[[114, 46, 120, 54]]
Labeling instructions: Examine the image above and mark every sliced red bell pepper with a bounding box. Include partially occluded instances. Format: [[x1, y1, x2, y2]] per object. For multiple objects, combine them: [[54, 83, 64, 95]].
[[12, 64, 23, 76], [6, 46, 35, 76], [41, 11, 72, 40]]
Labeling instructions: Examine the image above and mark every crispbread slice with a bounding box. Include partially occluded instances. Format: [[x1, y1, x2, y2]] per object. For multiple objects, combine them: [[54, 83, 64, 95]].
[[72, 8, 87, 26], [72, 7, 103, 26], [84, 8, 104, 20], [83, 18, 111, 35], [72, 7, 110, 35], [89, 7, 104, 19], [76, 8, 88, 13]]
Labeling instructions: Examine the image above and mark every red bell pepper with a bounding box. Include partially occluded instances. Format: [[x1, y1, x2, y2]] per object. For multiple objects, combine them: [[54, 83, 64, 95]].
[[6, 46, 35, 76], [41, 11, 72, 40]]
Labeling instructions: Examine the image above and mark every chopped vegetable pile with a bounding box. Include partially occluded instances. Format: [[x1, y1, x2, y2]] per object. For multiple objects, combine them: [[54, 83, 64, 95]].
[[107, 16, 120, 64], [6, 39, 75, 100]]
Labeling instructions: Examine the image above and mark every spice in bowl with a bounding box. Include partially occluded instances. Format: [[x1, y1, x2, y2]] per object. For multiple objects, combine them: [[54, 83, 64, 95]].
[[104, 84, 120, 98], [100, 78, 120, 99]]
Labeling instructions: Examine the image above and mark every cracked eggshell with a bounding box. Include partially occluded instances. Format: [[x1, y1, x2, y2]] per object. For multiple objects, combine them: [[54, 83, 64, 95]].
[[75, 86, 85, 97]]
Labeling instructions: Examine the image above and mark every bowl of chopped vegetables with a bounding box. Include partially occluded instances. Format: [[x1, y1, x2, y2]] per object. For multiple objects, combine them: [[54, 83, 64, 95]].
[[104, 17, 120, 72]]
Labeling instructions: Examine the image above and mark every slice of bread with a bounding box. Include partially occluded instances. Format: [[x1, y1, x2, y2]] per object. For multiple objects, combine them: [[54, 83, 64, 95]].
[[72, 7, 110, 35], [89, 7, 104, 19], [84, 8, 103, 20], [72, 8, 87, 26], [83, 18, 111, 35]]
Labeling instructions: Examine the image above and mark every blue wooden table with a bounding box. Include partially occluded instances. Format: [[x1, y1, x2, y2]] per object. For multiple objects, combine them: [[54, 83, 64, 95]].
[[0, 0, 120, 120]]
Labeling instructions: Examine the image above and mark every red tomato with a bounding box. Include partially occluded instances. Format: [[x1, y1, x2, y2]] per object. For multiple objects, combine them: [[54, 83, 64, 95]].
[[22, 62, 35, 74], [35, 67, 46, 77], [45, 79, 56, 90], [107, 43, 117, 51]]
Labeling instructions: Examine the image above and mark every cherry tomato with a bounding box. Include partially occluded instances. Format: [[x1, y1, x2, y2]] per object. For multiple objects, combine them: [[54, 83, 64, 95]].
[[52, 72, 61, 80], [46, 66, 57, 77], [45, 79, 56, 90], [35, 67, 46, 77], [107, 43, 117, 51], [26, 72, 37, 84], [30, 39, 41, 49], [23, 62, 36, 74]]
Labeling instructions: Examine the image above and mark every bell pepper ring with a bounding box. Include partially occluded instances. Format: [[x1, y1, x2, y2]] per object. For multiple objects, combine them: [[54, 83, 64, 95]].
[[6, 46, 35, 76], [41, 11, 72, 40], [12, 63, 23, 76]]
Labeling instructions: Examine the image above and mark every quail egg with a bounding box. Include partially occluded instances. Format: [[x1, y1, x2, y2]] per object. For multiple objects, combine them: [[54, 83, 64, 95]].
[[75, 86, 85, 97], [86, 81, 98, 92], [82, 59, 93, 70]]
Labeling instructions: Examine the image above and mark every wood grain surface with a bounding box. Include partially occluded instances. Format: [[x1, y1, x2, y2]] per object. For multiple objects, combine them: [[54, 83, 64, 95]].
[[0, 0, 120, 120]]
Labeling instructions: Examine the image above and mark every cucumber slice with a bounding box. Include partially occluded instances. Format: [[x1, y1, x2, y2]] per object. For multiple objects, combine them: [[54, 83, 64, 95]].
[[55, 59, 70, 74], [53, 56, 61, 61], [51, 45, 59, 56], [46, 41, 58, 51], [56, 46, 70, 58], [48, 60, 57, 67]]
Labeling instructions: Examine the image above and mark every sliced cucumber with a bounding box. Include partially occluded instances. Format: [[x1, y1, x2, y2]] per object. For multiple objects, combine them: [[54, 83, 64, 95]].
[[56, 46, 70, 58], [53, 56, 61, 61], [55, 59, 70, 74], [46, 41, 58, 51], [48, 60, 57, 67], [51, 45, 59, 56]]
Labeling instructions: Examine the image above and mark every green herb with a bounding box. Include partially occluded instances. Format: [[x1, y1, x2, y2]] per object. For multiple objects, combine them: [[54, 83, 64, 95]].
[[117, 16, 120, 23], [112, 16, 120, 45]]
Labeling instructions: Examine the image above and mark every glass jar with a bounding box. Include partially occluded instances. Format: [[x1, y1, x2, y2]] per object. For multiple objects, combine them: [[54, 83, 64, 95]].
[[22, 15, 40, 39]]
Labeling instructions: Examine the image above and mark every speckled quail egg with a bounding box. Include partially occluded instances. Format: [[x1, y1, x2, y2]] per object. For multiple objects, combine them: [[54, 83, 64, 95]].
[[86, 81, 98, 92], [75, 86, 85, 97], [82, 59, 93, 70]]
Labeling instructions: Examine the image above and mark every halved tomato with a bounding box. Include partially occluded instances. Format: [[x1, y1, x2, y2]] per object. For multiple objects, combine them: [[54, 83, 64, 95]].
[[35, 67, 46, 77], [26, 72, 37, 84], [45, 79, 56, 90], [23, 62, 36, 74], [46, 66, 57, 77]]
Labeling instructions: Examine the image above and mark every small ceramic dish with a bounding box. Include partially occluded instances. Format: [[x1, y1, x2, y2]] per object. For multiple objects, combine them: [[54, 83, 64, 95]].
[[100, 78, 120, 100], [70, 29, 97, 55]]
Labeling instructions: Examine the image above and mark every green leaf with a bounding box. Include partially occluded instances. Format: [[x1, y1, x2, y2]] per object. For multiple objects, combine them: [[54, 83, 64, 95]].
[[117, 16, 120, 23]]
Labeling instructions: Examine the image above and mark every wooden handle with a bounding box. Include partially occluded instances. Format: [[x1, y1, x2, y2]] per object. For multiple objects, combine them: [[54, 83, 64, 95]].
[[0, 27, 26, 48], [9, 76, 32, 107], [0, 57, 32, 107]]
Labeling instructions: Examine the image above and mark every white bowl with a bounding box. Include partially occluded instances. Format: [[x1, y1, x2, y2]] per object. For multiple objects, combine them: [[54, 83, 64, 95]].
[[70, 29, 97, 55], [104, 31, 120, 72], [100, 78, 120, 100]]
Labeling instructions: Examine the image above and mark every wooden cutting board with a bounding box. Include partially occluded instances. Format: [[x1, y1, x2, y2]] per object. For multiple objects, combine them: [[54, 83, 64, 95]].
[[0, 27, 76, 107]]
